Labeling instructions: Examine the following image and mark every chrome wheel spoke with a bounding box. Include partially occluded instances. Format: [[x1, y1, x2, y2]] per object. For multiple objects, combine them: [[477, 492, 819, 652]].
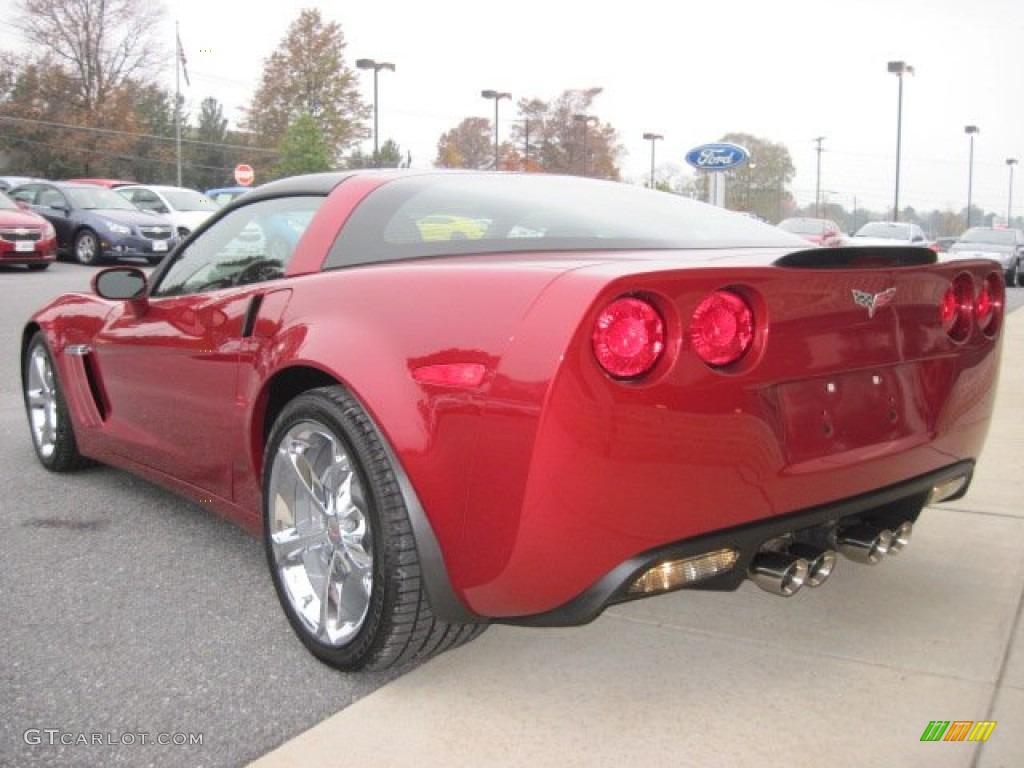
[[271, 525, 330, 565], [285, 447, 330, 517], [26, 346, 58, 456], [269, 419, 374, 647], [335, 556, 372, 626]]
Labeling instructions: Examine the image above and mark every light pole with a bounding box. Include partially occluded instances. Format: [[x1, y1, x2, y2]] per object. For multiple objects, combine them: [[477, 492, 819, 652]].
[[356, 58, 395, 166], [1008, 158, 1018, 227], [887, 61, 914, 222], [481, 90, 511, 170], [574, 114, 598, 176], [642, 132, 663, 188], [813, 136, 826, 217], [965, 125, 979, 228]]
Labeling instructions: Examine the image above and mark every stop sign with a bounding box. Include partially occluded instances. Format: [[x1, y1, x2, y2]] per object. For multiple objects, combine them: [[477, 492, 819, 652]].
[[234, 164, 255, 186]]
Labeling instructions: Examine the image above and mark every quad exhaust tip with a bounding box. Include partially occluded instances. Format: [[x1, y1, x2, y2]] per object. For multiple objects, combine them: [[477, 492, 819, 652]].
[[834, 521, 913, 563], [748, 552, 809, 597], [888, 521, 913, 554], [749, 520, 913, 596], [788, 543, 838, 587]]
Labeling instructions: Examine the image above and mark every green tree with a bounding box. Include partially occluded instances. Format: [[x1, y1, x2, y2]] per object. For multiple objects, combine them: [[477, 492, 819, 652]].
[[277, 112, 331, 176], [186, 98, 232, 190], [119, 81, 177, 182], [244, 9, 368, 165], [348, 138, 407, 169]]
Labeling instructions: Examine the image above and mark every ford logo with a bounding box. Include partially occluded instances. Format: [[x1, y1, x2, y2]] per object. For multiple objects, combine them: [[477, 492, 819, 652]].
[[685, 143, 751, 171]]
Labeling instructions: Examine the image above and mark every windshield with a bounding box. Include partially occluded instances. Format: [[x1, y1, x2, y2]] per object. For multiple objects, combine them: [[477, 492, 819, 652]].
[[328, 174, 808, 268], [0, 192, 19, 211], [66, 186, 138, 211], [958, 227, 1015, 245], [162, 188, 220, 212], [854, 221, 912, 240]]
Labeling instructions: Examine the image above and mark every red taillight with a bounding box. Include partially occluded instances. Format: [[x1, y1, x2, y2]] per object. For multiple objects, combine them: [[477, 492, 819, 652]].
[[592, 297, 665, 379], [941, 273, 974, 342], [689, 290, 755, 367], [976, 272, 1003, 337]]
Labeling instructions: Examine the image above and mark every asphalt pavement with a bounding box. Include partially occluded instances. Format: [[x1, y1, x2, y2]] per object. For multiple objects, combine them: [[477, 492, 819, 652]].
[[0, 264, 414, 768], [2, 263, 1022, 768]]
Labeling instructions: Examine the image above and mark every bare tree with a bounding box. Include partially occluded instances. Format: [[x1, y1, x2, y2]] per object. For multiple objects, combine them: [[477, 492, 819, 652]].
[[15, 0, 167, 113]]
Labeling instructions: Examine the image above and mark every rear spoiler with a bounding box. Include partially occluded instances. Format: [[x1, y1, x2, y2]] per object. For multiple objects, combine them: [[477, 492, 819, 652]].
[[774, 246, 937, 269]]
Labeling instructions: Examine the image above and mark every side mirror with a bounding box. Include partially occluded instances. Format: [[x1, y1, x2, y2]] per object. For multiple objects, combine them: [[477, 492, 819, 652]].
[[93, 266, 148, 301]]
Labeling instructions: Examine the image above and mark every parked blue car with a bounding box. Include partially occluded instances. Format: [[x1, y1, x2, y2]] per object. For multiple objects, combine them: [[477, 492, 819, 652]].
[[8, 181, 178, 265]]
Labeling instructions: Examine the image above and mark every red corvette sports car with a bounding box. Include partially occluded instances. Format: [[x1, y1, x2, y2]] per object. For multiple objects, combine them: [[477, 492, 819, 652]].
[[22, 171, 1002, 671]]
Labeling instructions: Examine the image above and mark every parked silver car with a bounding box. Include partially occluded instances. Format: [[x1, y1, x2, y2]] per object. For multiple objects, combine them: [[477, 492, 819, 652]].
[[944, 227, 1024, 287]]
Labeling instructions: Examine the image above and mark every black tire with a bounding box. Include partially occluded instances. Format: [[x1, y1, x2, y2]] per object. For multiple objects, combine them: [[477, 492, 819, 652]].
[[1017, 260, 1024, 288], [73, 228, 102, 265], [22, 332, 94, 472], [27, 263, 50, 271], [263, 385, 486, 671], [146, 255, 163, 266]]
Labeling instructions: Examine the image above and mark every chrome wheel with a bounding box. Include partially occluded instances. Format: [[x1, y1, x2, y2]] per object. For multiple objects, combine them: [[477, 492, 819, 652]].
[[263, 386, 487, 670], [25, 343, 58, 460], [267, 420, 372, 647]]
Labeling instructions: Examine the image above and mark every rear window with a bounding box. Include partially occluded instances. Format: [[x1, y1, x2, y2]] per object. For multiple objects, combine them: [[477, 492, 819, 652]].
[[325, 174, 805, 269], [958, 228, 1016, 245]]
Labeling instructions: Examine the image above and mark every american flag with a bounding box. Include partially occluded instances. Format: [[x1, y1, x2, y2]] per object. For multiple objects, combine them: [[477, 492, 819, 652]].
[[177, 30, 190, 87]]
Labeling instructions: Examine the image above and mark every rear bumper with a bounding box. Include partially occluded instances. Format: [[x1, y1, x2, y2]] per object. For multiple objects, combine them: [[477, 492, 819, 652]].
[[505, 460, 973, 627]]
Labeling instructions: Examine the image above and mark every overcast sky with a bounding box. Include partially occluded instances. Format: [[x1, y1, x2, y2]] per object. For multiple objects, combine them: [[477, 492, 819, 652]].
[[2, 0, 1022, 217]]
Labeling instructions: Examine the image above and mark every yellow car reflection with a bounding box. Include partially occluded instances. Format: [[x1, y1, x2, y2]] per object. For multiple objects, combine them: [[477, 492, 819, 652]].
[[416, 214, 487, 241]]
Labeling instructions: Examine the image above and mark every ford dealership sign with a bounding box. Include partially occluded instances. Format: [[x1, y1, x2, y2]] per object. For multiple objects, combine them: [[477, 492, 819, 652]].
[[685, 143, 750, 171]]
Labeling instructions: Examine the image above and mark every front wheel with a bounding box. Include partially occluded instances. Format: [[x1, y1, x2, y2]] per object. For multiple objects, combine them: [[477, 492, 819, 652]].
[[74, 229, 102, 265], [22, 332, 93, 471], [263, 386, 486, 671]]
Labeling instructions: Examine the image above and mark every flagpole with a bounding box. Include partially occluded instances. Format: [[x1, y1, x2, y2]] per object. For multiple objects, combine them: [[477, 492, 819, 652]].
[[175, 20, 182, 186]]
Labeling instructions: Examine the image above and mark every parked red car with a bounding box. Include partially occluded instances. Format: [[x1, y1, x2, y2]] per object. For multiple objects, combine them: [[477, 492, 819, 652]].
[[778, 217, 844, 246], [63, 178, 137, 189], [0, 191, 57, 269], [21, 171, 1003, 671]]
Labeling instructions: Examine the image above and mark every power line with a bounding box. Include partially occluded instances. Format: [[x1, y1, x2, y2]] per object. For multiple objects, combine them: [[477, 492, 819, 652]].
[[1, 134, 246, 175], [0, 114, 278, 155]]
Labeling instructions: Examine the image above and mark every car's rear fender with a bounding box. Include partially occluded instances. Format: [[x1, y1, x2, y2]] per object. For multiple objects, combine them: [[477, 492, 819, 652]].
[[458, 258, 1003, 617]]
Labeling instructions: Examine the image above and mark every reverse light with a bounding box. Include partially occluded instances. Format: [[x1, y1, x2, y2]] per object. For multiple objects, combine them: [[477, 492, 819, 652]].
[[592, 296, 665, 379], [975, 272, 1003, 338], [629, 549, 739, 595], [940, 273, 974, 342], [689, 290, 754, 367]]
